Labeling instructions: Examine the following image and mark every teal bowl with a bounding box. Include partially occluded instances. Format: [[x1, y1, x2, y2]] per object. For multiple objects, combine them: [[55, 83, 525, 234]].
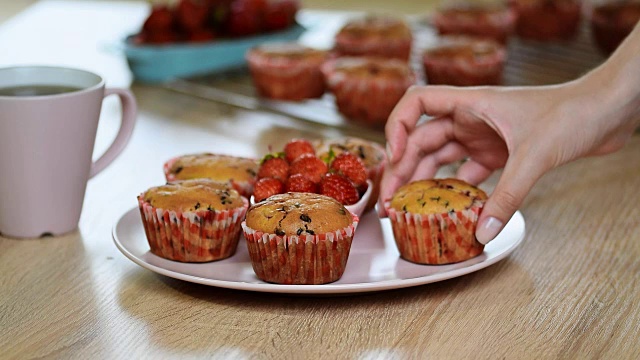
[[124, 24, 306, 83]]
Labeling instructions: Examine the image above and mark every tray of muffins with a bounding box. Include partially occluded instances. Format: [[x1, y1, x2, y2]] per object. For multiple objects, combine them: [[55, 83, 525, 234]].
[[113, 137, 526, 294], [161, 0, 639, 134]]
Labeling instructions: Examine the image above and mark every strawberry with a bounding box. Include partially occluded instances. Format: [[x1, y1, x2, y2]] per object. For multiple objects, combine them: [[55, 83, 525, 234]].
[[329, 152, 368, 187], [284, 138, 315, 163], [263, 0, 299, 32], [289, 154, 328, 184], [257, 155, 289, 181], [225, 0, 266, 37], [144, 30, 180, 44], [253, 177, 284, 202], [175, 0, 210, 31], [285, 174, 318, 193], [143, 5, 175, 33], [320, 173, 360, 205]]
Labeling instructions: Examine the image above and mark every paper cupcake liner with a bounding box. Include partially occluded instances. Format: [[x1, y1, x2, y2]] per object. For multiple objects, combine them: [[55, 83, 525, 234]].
[[241, 215, 359, 284], [163, 156, 254, 199], [138, 196, 248, 263], [324, 65, 415, 127], [385, 201, 484, 265], [334, 35, 412, 61], [246, 51, 326, 101]]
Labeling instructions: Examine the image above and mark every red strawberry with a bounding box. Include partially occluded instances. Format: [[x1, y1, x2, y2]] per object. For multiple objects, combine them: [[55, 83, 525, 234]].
[[253, 177, 284, 202], [263, 0, 299, 32], [285, 173, 318, 193], [330, 152, 367, 187], [289, 154, 328, 184], [225, 0, 266, 36], [143, 5, 175, 33], [175, 0, 210, 31], [257, 155, 289, 181], [144, 30, 180, 44], [284, 138, 315, 163], [320, 173, 360, 205]]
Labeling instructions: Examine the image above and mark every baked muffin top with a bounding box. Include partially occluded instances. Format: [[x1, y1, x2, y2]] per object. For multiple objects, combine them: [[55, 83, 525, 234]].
[[437, 2, 511, 17], [326, 57, 414, 80], [313, 137, 385, 169], [167, 153, 258, 183], [249, 43, 327, 61], [141, 179, 244, 212], [245, 192, 353, 236], [424, 36, 503, 60], [390, 178, 487, 214], [338, 15, 412, 39]]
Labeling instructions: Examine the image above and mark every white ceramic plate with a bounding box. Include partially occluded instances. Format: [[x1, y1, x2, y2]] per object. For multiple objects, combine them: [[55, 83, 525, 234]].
[[113, 208, 525, 295]]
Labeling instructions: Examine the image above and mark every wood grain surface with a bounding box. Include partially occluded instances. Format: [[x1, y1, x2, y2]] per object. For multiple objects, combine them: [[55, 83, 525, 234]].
[[1, 1, 639, 359]]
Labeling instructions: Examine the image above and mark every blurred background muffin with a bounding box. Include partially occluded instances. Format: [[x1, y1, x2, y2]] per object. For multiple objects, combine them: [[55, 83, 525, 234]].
[[432, 1, 518, 43], [322, 56, 415, 127], [334, 15, 413, 61], [242, 192, 359, 284], [588, 0, 640, 55], [164, 153, 258, 198], [423, 35, 506, 86], [509, 0, 583, 41], [247, 43, 328, 101]]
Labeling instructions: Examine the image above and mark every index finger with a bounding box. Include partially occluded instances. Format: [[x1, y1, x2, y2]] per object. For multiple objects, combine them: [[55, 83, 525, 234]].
[[385, 85, 469, 164]]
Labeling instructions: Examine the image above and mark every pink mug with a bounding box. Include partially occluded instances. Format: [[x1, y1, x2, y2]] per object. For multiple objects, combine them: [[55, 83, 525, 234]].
[[0, 66, 137, 238]]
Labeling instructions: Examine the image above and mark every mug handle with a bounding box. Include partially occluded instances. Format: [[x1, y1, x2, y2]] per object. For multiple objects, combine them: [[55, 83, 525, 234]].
[[89, 88, 137, 178]]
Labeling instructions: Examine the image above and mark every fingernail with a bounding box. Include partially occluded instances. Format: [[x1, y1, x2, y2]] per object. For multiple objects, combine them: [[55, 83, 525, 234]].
[[476, 217, 503, 245], [385, 143, 393, 163]]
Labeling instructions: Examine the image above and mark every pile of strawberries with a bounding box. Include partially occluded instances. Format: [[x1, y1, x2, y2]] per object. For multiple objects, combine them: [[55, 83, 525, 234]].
[[135, 0, 299, 45], [254, 139, 368, 205]]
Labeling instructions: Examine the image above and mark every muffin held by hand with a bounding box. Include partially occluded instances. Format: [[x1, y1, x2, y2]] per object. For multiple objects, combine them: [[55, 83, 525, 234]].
[[246, 43, 328, 101], [313, 137, 386, 212], [138, 179, 249, 263], [423, 36, 506, 86], [322, 57, 416, 127], [385, 178, 488, 265], [164, 153, 258, 198], [432, 2, 518, 43], [334, 15, 413, 61], [242, 192, 359, 284]]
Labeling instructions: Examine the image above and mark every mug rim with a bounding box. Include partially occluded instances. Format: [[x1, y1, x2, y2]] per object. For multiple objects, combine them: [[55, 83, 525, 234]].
[[0, 65, 105, 100]]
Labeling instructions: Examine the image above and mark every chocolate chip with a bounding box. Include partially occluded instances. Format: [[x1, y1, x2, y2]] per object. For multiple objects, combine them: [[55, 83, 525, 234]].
[[275, 228, 285, 236], [174, 166, 183, 174], [300, 214, 311, 222]]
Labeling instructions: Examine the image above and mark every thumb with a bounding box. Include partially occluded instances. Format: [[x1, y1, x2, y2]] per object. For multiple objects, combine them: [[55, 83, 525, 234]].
[[476, 152, 545, 244]]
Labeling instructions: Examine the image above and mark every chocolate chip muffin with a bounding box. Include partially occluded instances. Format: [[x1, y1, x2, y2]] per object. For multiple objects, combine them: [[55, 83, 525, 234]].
[[385, 178, 488, 265], [163, 153, 258, 198], [138, 179, 249, 263], [242, 192, 359, 284]]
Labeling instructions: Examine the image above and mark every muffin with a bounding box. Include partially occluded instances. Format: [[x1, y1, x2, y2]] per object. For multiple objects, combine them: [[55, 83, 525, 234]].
[[138, 179, 249, 263], [510, 0, 583, 41], [588, 0, 640, 55], [313, 137, 386, 212], [246, 43, 328, 101], [242, 192, 359, 284], [334, 15, 413, 61], [432, 2, 518, 43], [322, 57, 416, 127], [385, 178, 488, 265], [163, 153, 258, 198], [423, 36, 507, 86]]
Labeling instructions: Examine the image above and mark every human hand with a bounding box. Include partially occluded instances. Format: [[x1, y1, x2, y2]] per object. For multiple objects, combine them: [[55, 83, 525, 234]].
[[379, 78, 639, 244]]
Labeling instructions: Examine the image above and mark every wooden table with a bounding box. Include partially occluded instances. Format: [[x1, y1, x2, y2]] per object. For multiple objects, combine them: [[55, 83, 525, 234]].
[[2, 1, 639, 358]]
